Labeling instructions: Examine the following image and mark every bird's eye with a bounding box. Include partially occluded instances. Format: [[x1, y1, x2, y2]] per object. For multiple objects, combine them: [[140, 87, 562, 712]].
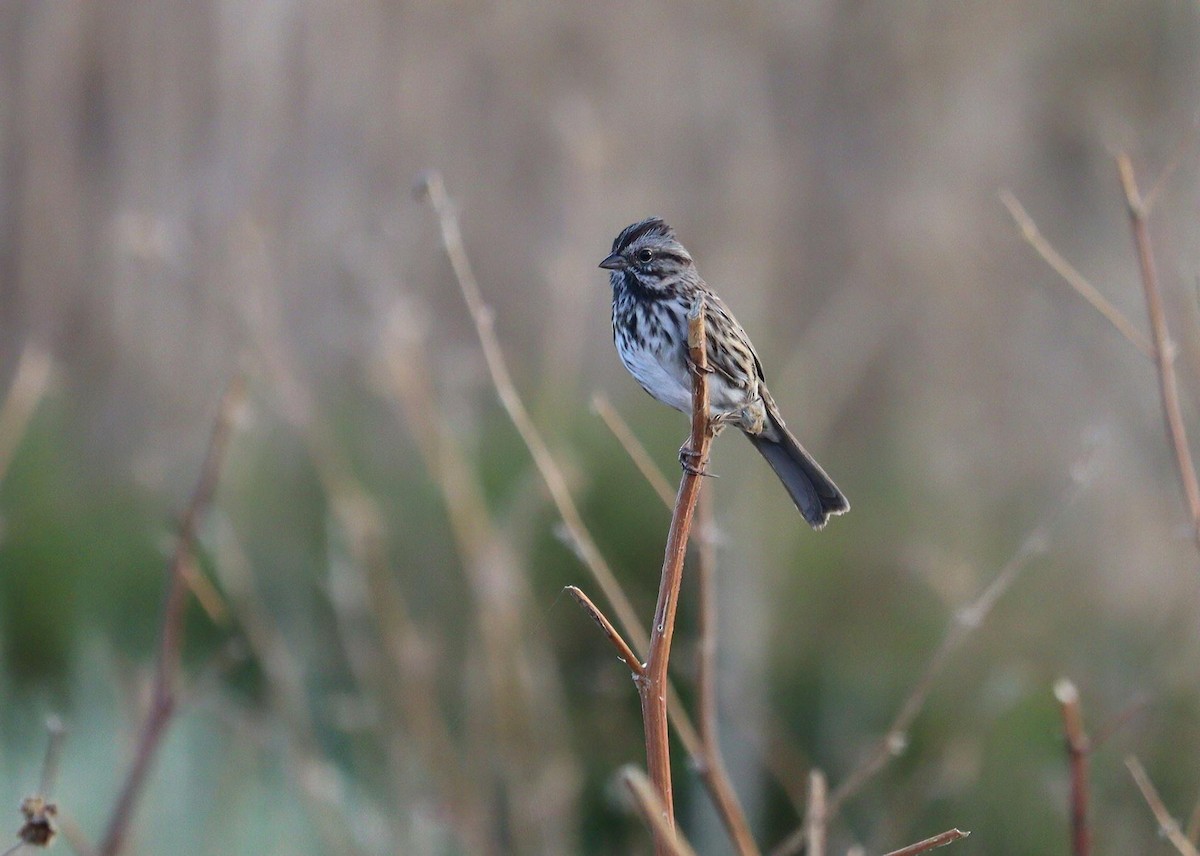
[[635, 248, 654, 264]]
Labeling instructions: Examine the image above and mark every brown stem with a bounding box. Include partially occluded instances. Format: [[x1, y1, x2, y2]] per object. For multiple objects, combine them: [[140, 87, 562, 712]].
[[97, 376, 243, 856], [417, 174, 710, 768], [595, 392, 765, 853], [565, 585, 644, 677], [1054, 679, 1091, 856], [415, 173, 708, 759], [882, 828, 971, 856], [638, 297, 713, 852], [1116, 153, 1200, 555]]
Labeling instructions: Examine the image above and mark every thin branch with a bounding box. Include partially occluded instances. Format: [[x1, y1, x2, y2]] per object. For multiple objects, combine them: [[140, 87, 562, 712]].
[[999, 189, 1154, 358], [805, 769, 826, 856], [417, 175, 645, 669], [771, 461, 1091, 856], [1126, 755, 1200, 856], [595, 391, 759, 853], [565, 585, 644, 677], [638, 296, 714, 853], [377, 295, 580, 851], [882, 828, 970, 856], [415, 172, 703, 761], [1115, 153, 1200, 555], [1054, 679, 1091, 856], [592, 392, 676, 506], [97, 375, 244, 856], [693, 488, 759, 856], [621, 767, 700, 856]]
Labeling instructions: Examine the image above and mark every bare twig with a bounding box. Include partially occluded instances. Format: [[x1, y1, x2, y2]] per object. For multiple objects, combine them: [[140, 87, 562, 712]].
[[772, 462, 1089, 856], [694, 489, 760, 856], [377, 296, 580, 851], [621, 767, 700, 856], [805, 769, 826, 856], [1115, 153, 1200, 555], [565, 585, 643, 677], [595, 392, 761, 854], [416, 172, 704, 763], [882, 828, 970, 856], [592, 392, 676, 506], [999, 190, 1154, 358], [1126, 755, 1200, 856], [97, 376, 244, 856], [0, 344, 53, 488], [638, 296, 714, 852], [418, 175, 645, 673], [1054, 679, 1091, 856]]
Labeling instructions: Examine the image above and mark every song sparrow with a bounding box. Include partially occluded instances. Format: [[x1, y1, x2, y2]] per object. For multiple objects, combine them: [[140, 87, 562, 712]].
[[601, 217, 849, 528]]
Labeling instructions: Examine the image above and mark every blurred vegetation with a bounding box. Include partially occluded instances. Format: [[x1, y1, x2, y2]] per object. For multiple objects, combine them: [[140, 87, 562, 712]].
[[3, 1, 1200, 854]]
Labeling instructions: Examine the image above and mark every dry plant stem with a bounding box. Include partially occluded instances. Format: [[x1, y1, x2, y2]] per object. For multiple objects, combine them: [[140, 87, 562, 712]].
[[881, 828, 971, 856], [1126, 755, 1200, 856], [1054, 679, 1091, 856], [417, 172, 704, 759], [97, 376, 243, 856], [565, 585, 643, 677], [380, 306, 579, 850], [1116, 153, 1200, 554], [998, 190, 1154, 358], [805, 769, 826, 856], [621, 767, 700, 856], [592, 392, 677, 506], [772, 470, 1087, 856], [695, 489, 760, 856], [595, 391, 761, 853], [259, 298, 496, 848], [638, 298, 714, 852], [419, 175, 644, 671]]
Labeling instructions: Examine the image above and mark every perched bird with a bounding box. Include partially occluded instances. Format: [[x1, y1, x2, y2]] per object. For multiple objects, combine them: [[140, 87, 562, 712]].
[[601, 217, 848, 528]]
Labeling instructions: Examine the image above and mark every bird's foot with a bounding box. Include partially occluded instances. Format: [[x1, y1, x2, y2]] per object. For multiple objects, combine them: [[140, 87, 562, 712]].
[[678, 442, 716, 478]]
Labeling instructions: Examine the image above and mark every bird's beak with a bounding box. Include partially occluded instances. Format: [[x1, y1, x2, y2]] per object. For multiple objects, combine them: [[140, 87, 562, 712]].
[[598, 253, 627, 271]]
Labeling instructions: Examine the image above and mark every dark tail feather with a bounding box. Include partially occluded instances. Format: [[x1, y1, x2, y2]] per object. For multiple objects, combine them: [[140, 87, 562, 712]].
[[745, 411, 848, 529]]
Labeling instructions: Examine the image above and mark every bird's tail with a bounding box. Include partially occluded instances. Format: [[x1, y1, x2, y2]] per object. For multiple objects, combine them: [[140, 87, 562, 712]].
[[745, 405, 848, 529]]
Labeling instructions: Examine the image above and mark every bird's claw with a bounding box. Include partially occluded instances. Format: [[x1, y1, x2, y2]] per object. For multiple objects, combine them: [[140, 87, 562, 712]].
[[678, 443, 716, 478]]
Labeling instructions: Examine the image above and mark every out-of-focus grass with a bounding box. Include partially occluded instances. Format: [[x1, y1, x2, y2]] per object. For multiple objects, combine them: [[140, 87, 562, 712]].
[[3, 2, 1200, 853]]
